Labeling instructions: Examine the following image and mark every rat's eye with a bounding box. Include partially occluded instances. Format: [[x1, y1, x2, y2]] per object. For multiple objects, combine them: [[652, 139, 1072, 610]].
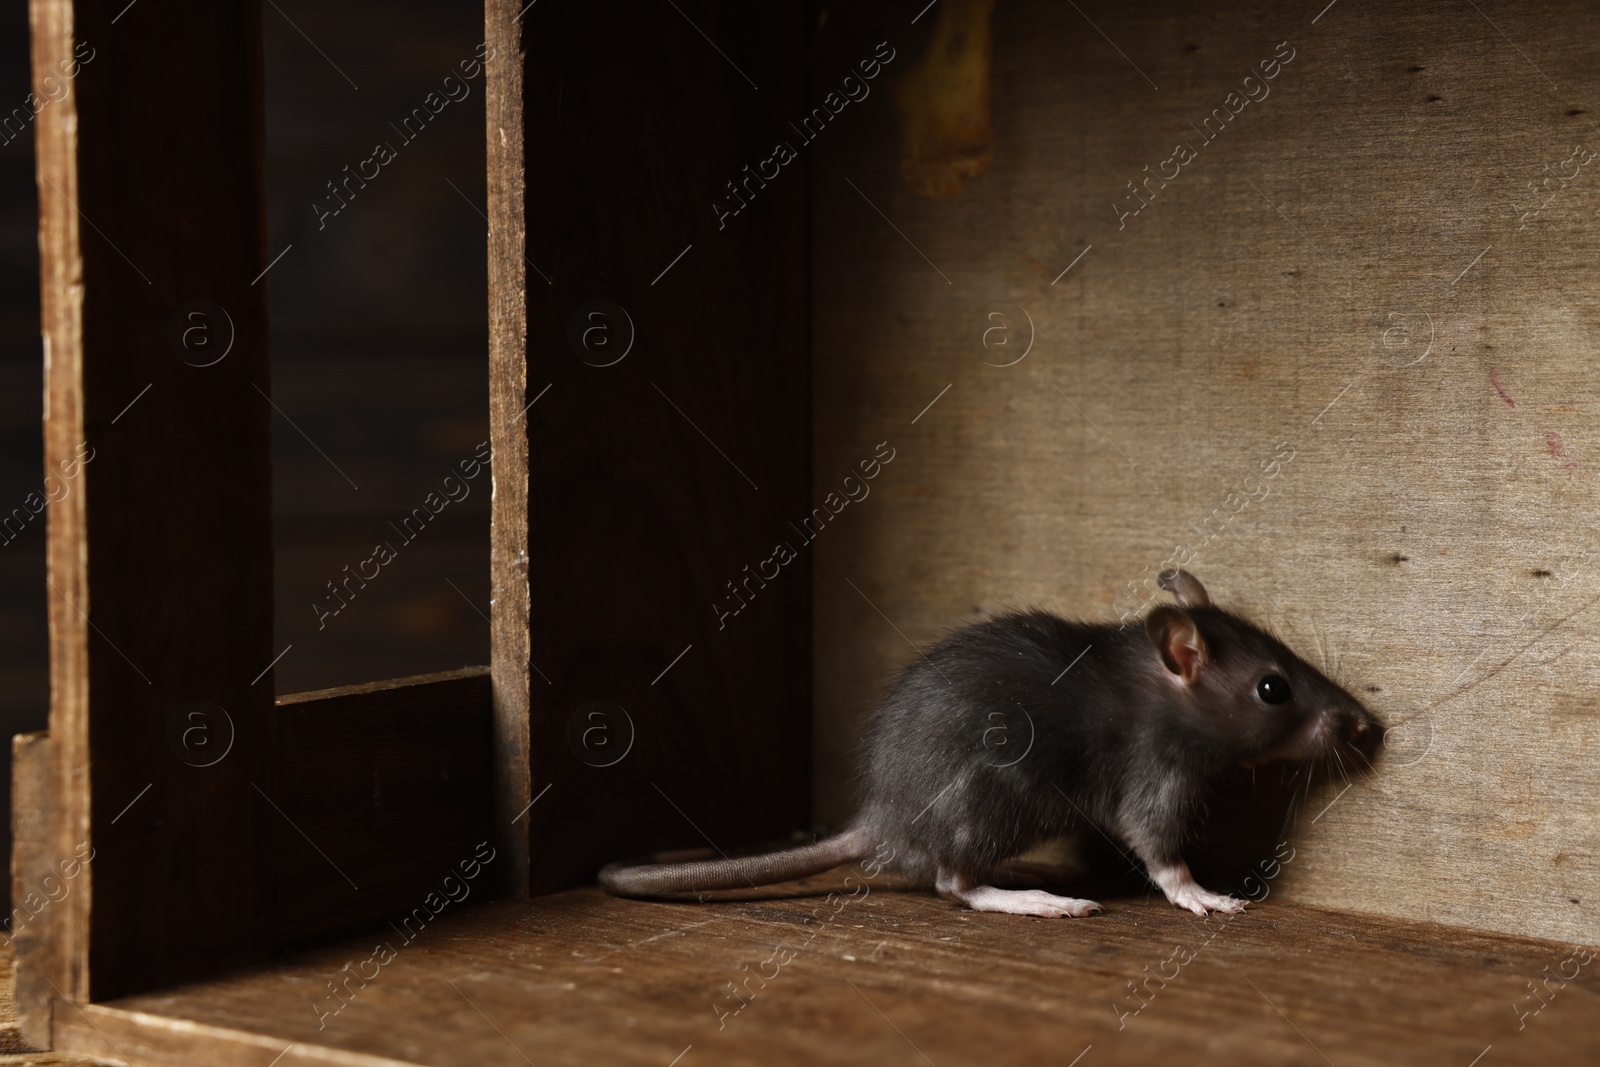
[[1256, 675, 1291, 704]]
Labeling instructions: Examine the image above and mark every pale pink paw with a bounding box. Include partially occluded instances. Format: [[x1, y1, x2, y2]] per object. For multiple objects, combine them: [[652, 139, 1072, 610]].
[[1167, 884, 1246, 916], [1145, 860, 1248, 916], [961, 885, 1103, 918]]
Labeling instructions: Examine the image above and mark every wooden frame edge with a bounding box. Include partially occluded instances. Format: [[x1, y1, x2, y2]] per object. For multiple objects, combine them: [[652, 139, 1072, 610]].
[[30, 0, 88, 1007], [9, 731, 57, 1050], [55, 1002, 421, 1067], [486, 0, 532, 897], [275, 665, 492, 708]]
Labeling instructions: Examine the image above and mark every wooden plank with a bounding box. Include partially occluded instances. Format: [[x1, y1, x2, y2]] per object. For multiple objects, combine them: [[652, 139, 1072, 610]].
[[6, 733, 53, 1051], [32, 0, 274, 998], [811, 0, 1600, 944], [52, 1003, 407, 1067], [29, 0, 87, 1008], [517, 0, 814, 895], [49, 887, 1600, 1066], [55, 1005, 411, 1067], [270, 669, 496, 946], [0, 936, 103, 1064], [485, 0, 532, 899]]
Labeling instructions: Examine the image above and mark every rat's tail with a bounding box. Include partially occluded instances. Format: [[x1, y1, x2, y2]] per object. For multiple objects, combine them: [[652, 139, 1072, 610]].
[[599, 825, 873, 898]]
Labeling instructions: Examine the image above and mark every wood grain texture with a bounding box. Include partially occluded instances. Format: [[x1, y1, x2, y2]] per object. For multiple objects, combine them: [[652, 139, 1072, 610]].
[[486, 0, 532, 899], [30, 0, 87, 1007], [10, 665, 499, 1046], [44, 884, 1600, 1066], [812, 0, 1600, 944], [7, 734, 52, 1051], [33, 0, 276, 999], [0, 935, 104, 1065], [271, 668, 496, 946], [517, 2, 813, 893], [0, 935, 98, 1067]]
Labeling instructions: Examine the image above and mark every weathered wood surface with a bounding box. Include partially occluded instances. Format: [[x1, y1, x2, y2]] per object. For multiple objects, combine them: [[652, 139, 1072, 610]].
[[29, 0, 88, 1008], [0, 936, 110, 1064], [517, 1, 813, 893], [43, 885, 1600, 1066], [32, 0, 275, 999], [812, 0, 1600, 944], [6, 734, 52, 1050], [271, 668, 496, 946], [486, 0, 532, 899]]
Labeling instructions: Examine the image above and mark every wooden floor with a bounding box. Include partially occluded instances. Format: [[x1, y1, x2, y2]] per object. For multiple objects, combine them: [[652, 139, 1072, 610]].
[[20, 878, 1598, 1067]]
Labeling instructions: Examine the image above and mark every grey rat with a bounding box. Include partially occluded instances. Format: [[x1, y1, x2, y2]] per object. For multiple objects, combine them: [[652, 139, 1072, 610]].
[[601, 569, 1382, 917]]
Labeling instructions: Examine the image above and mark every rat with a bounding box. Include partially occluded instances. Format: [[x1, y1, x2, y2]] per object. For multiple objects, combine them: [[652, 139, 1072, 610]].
[[600, 569, 1382, 917]]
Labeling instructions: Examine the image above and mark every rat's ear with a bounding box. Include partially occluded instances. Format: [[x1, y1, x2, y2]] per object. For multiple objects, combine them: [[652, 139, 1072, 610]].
[[1146, 605, 1210, 683], [1157, 568, 1211, 608]]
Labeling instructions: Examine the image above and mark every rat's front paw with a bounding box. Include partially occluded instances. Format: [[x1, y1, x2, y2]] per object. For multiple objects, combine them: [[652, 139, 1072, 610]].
[[1167, 884, 1246, 916], [1144, 860, 1248, 916]]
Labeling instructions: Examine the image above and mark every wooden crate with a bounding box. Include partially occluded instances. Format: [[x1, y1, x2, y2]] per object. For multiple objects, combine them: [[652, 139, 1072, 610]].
[[10, 0, 1598, 1063]]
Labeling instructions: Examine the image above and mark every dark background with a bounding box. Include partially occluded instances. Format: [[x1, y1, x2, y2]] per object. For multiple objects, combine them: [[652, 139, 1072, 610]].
[[0, 1, 493, 909]]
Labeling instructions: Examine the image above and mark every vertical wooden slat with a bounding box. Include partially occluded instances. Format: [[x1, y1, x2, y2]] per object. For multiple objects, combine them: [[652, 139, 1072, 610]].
[[33, 0, 273, 999], [8, 732, 54, 1049], [29, 0, 86, 1008], [486, 0, 532, 897], [518, 1, 813, 892]]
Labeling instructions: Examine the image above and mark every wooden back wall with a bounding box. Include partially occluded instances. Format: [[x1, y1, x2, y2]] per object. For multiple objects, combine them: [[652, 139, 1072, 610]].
[[812, 0, 1598, 944]]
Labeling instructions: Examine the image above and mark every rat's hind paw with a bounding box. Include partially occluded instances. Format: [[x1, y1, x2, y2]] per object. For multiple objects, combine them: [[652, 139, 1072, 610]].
[[957, 885, 1104, 918], [937, 869, 1102, 918]]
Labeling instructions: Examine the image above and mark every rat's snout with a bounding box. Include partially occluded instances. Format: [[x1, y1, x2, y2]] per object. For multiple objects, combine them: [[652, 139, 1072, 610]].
[[1344, 704, 1385, 758]]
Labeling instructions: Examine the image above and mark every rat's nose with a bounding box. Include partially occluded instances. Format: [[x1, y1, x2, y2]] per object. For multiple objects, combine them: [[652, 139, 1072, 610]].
[[1346, 713, 1384, 753]]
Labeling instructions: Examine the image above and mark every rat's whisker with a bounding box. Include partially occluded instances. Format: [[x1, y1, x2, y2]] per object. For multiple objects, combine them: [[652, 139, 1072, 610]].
[[1305, 616, 1327, 673], [1330, 745, 1350, 788]]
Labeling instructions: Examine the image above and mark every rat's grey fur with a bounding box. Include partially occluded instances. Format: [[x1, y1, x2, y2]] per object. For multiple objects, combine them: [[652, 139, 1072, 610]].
[[601, 572, 1381, 913]]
